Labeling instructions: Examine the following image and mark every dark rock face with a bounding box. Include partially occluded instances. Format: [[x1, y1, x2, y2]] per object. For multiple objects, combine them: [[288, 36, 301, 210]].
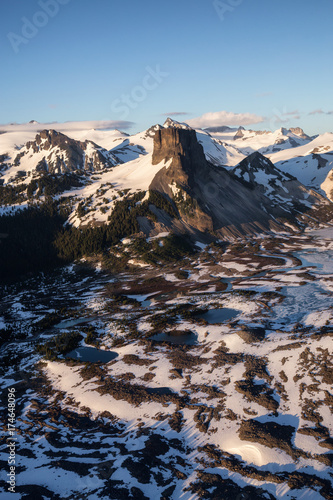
[[152, 128, 207, 187], [233, 126, 245, 139], [149, 128, 327, 238], [150, 128, 214, 233], [153, 128, 204, 167], [237, 326, 266, 343], [290, 127, 311, 140], [312, 153, 328, 169], [237, 151, 276, 173]]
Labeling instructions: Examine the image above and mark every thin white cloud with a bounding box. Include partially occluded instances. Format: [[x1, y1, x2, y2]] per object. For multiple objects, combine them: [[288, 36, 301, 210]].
[[272, 115, 301, 124], [269, 108, 301, 126], [309, 109, 324, 115], [162, 112, 191, 117], [187, 111, 264, 128], [282, 110, 300, 116], [0, 119, 134, 133], [309, 109, 333, 116]]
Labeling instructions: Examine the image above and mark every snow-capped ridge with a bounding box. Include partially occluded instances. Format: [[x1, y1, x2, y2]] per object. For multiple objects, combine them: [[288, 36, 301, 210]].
[[2, 129, 120, 181], [163, 117, 192, 130]]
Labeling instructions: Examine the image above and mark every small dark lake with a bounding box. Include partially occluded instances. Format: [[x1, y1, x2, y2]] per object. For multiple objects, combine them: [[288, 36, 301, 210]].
[[151, 331, 197, 345], [65, 347, 118, 363], [55, 317, 94, 329], [126, 294, 156, 308], [146, 387, 174, 395], [198, 308, 239, 324]]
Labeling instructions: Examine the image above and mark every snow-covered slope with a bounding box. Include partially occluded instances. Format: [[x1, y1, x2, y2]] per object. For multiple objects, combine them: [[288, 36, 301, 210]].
[[195, 129, 245, 167], [64, 128, 129, 150], [266, 133, 333, 199], [209, 127, 312, 159]]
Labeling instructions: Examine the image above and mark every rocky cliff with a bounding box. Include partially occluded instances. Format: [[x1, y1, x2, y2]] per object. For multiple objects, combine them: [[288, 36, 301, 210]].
[[149, 127, 328, 238]]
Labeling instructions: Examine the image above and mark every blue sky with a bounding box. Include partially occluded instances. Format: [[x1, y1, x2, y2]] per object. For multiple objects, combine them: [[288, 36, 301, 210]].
[[1, 0, 333, 135]]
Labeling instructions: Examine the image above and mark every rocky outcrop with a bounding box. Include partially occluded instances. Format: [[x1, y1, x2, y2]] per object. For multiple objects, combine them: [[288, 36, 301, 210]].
[[150, 128, 214, 232], [163, 118, 192, 130], [149, 127, 328, 239], [152, 128, 207, 180], [290, 127, 311, 140], [233, 126, 246, 139]]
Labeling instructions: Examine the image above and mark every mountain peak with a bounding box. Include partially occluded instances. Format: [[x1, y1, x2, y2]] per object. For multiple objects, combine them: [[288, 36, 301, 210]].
[[14, 129, 119, 176], [289, 127, 311, 140], [232, 151, 297, 193], [234, 126, 246, 139], [152, 127, 205, 173], [236, 151, 281, 175], [163, 117, 192, 130]]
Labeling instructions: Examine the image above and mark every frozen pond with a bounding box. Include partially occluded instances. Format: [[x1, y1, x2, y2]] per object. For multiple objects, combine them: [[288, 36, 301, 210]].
[[271, 282, 333, 326], [65, 347, 118, 363], [126, 294, 157, 308], [295, 226, 333, 274], [55, 317, 96, 329], [308, 226, 333, 239], [294, 250, 333, 274], [198, 308, 239, 324], [271, 227, 333, 326]]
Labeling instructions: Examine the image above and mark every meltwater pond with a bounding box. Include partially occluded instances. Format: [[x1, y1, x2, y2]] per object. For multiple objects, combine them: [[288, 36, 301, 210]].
[[151, 331, 197, 345], [293, 249, 333, 274], [271, 282, 333, 326], [55, 317, 97, 329], [126, 294, 156, 308], [198, 308, 239, 324], [65, 347, 118, 363], [271, 228, 333, 326]]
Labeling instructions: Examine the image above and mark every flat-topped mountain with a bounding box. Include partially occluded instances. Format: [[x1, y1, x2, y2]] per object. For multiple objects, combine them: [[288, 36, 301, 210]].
[[148, 127, 327, 238]]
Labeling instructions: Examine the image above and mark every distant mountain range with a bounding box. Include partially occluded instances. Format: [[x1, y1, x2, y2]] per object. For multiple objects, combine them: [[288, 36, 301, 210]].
[[0, 118, 332, 239]]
